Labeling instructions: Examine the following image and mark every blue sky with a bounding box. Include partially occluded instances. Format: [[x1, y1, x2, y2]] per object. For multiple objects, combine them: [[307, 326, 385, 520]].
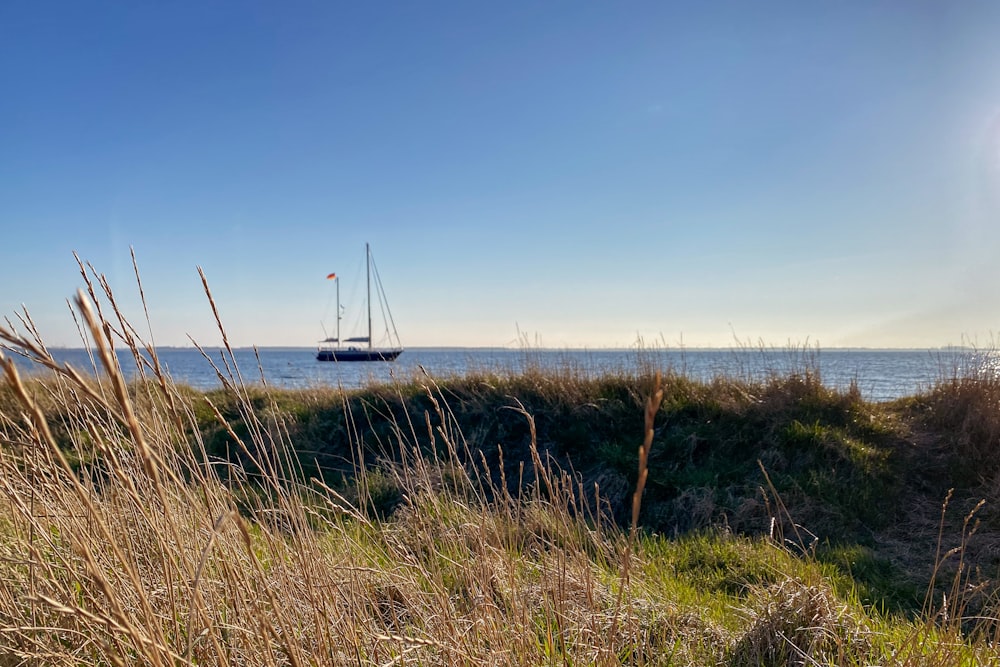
[[3, 2, 1000, 349]]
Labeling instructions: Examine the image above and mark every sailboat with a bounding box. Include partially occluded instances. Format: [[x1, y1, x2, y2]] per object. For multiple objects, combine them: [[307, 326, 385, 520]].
[[316, 243, 403, 362]]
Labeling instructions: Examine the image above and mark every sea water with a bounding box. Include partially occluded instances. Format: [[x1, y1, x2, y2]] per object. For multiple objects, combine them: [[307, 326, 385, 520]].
[[5, 346, 993, 402]]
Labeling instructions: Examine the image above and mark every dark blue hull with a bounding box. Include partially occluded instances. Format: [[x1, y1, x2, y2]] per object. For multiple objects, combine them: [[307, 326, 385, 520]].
[[316, 348, 403, 362]]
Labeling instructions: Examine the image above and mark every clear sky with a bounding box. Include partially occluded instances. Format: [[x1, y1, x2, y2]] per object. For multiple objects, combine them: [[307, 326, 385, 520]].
[[3, 2, 1000, 350]]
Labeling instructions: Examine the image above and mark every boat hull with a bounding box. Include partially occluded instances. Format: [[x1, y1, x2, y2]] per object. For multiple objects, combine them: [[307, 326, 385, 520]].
[[316, 348, 403, 362]]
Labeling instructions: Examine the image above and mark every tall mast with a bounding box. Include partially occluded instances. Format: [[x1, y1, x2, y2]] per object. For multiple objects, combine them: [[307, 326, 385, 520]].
[[335, 276, 340, 345], [366, 242, 372, 350]]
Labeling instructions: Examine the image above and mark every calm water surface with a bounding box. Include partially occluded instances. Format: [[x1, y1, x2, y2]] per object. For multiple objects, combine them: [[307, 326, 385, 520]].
[[9, 346, 994, 402]]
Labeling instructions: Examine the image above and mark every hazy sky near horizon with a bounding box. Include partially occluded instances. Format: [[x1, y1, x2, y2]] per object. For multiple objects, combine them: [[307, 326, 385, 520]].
[[3, 2, 1000, 350]]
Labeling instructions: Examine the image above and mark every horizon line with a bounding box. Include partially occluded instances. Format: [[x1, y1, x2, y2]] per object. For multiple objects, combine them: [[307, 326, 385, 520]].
[[38, 344, 984, 353]]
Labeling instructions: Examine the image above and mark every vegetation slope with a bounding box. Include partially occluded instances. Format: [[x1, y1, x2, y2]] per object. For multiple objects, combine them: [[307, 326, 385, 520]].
[[1, 280, 999, 664]]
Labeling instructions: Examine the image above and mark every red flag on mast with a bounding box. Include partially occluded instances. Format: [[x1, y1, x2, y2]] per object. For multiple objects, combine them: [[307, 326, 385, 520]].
[[326, 273, 337, 279]]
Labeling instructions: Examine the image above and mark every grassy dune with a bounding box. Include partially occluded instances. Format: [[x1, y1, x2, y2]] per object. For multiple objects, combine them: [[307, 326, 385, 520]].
[[1, 277, 1000, 664]]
